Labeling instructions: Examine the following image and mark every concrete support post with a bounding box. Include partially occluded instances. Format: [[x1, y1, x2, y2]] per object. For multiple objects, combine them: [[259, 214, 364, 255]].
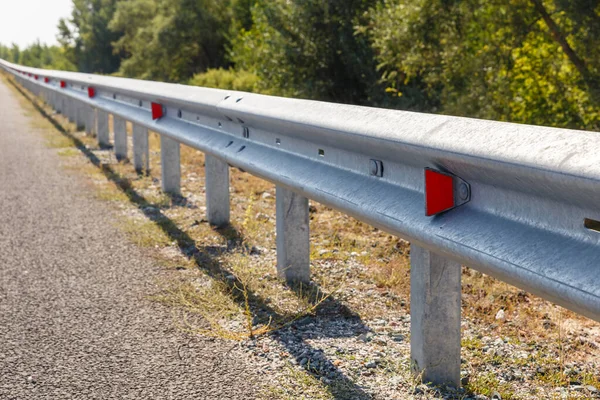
[[64, 98, 70, 121], [96, 110, 110, 148], [410, 244, 461, 387], [276, 186, 310, 284], [85, 106, 94, 136], [132, 124, 149, 173], [91, 107, 97, 136], [160, 135, 181, 195], [67, 99, 75, 123], [204, 154, 230, 227], [76, 102, 85, 131], [54, 94, 61, 114], [73, 101, 80, 129], [62, 97, 68, 119], [113, 116, 128, 160]]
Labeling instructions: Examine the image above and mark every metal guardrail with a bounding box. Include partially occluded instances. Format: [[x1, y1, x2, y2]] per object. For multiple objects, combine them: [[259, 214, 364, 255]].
[[2, 59, 599, 387]]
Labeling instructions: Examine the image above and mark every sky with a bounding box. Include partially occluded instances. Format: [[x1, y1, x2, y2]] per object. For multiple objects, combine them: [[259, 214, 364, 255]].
[[0, 0, 73, 48]]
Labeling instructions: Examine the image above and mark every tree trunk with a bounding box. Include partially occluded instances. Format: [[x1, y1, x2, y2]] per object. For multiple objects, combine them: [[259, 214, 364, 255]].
[[530, 0, 598, 101]]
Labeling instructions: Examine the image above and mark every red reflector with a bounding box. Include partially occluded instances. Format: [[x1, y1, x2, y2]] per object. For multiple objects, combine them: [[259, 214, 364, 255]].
[[35, 75, 38, 80], [88, 87, 95, 98], [60, 81, 66, 88], [44, 77, 49, 83], [425, 168, 455, 216], [151, 102, 163, 120]]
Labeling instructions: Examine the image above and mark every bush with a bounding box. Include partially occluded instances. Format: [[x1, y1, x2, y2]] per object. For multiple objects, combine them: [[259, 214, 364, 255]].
[[188, 68, 260, 93]]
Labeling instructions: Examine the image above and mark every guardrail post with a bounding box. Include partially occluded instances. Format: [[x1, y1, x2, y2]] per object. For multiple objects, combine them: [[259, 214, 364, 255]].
[[48, 92, 55, 111], [204, 154, 230, 226], [66, 98, 75, 123], [113, 116, 128, 160], [410, 244, 461, 387], [76, 102, 86, 131], [276, 186, 310, 284], [160, 135, 181, 195], [54, 94, 61, 114], [132, 124, 149, 173], [96, 110, 109, 147], [64, 98, 71, 122], [74, 101, 80, 128], [61, 96, 67, 118], [85, 106, 95, 136]]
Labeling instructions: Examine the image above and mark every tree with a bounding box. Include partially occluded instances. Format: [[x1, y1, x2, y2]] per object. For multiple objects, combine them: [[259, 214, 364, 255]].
[[0, 44, 14, 61], [109, 0, 231, 82], [230, 0, 383, 104], [1, 41, 76, 71], [366, 0, 599, 130], [58, 0, 123, 73], [530, 0, 600, 102]]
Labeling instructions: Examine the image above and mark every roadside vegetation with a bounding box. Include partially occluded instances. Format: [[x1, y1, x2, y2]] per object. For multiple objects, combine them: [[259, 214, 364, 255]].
[[2, 0, 599, 132], [4, 72, 599, 399]]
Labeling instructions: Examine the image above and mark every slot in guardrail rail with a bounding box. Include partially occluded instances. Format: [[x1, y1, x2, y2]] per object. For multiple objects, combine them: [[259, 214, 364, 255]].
[[2, 59, 599, 387]]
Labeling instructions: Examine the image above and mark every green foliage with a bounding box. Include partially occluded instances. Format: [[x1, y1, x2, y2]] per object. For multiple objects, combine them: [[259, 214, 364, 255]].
[[109, 0, 231, 82], [230, 0, 383, 104], [58, 0, 122, 73], [188, 68, 259, 92], [0, 42, 76, 71], [2, 0, 598, 131], [366, 0, 599, 130], [0, 44, 20, 63], [230, 0, 254, 32]]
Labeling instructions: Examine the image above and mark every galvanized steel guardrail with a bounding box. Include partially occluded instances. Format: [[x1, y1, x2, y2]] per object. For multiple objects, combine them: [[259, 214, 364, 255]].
[[2, 59, 599, 387]]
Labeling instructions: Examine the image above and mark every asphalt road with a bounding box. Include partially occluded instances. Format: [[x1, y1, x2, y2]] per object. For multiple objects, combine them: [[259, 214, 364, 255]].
[[0, 79, 259, 399]]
